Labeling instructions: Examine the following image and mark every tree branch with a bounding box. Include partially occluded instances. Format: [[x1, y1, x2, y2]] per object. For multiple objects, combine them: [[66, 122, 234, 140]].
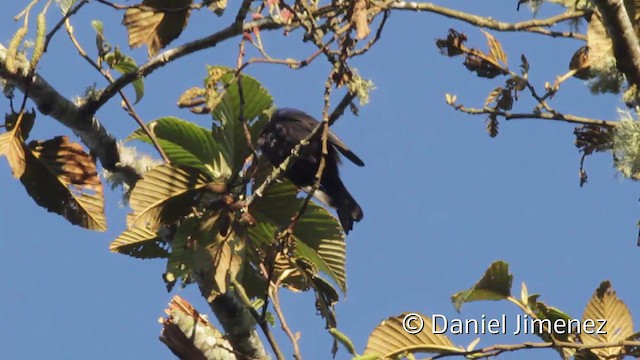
[[591, 0, 640, 87], [452, 104, 617, 127], [390, 1, 587, 40], [63, 18, 170, 163], [0, 44, 141, 185], [206, 290, 269, 360], [81, 6, 339, 117]]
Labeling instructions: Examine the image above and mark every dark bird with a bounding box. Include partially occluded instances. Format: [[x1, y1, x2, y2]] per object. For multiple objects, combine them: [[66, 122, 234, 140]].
[[257, 108, 364, 234]]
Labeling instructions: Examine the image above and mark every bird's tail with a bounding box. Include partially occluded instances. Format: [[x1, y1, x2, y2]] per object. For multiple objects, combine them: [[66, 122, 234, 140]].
[[305, 177, 363, 234], [333, 178, 363, 235]]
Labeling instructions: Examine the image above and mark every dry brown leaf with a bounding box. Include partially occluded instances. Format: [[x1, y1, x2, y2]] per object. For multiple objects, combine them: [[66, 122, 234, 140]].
[[123, 0, 193, 56], [587, 10, 614, 69], [482, 30, 507, 65], [0, 131, 27, 178], [569, 46, 593, 79], [21, 136, 106, 231], [351, 0, 370, 40], [192, 233, 243, 298], [484, 87, 502, 108]]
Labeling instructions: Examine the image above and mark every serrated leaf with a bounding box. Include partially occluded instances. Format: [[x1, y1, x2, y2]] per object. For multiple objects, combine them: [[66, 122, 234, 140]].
[[363, 313, 460, 358], [0, 130, 27, 178], [108, 52, 144, 103], [581, 281, 633, 358], [192, 230, 244, 297], [248, 181, 347, 292], [18, 136, 106, 231], [110, 226, 169, 258], [122, 0, 192, 56], [451, 261, 512, 312], [351, 0, 370, 40], [209, 66, 273, 173], [482, 30, 507, 65], [128, 164, 216, 232], [128, 117, 228, 177]]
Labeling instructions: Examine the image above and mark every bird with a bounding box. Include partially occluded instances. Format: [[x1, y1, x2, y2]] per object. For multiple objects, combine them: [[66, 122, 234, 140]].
[[257, 108, 364, 234]]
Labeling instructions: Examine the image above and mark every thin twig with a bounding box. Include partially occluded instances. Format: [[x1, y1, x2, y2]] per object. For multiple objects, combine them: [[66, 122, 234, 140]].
[[14, 0, 40, 22], [351, 8, 390, 57], [94, 0, 208, 11], [270, 283, 303, 360], [242, 37, 334, 71], [284, 73, 335, 233], [245, 120, 324, 206], [329, 91, 358, 125], [80, 7, 338, 116], [231, 279, 286, 360], [452, 103, 617, 127], [64, 18, 170, 162], [44, 0, 88, 52], [236, 39, 256, 157], [391, 1, 588, 40], [235, 0, 254, 25]]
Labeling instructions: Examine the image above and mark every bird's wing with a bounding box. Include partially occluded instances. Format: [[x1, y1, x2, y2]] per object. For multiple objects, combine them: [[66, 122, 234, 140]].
[[327, 132, 365, 167], [276, 108, 365, 167]]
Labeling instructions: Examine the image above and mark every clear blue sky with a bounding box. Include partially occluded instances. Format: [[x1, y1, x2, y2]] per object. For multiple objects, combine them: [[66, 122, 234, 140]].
[[1, 1, 638, 359]]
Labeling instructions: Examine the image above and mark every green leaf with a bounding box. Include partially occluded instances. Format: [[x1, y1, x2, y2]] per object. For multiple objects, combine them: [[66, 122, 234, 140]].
[[110, 53, 144, 103], [128, 117, 229, 178], [248, 181, 347, 292], [91, 20, 103, 35], [239, 260, 268, 299], [527, 297, 577, 359], [209, 66, 273, 173], [451, 261, 512, 312], [57, 0, 77, 14], [329, 328, 358, 356], [128, 164, 216, 232], [164, 217, 200, 291]]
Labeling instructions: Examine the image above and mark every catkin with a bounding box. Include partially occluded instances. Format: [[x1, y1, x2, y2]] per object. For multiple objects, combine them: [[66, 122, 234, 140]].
[[6, 26, 28, 74], [30, 13, 46, 70]]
